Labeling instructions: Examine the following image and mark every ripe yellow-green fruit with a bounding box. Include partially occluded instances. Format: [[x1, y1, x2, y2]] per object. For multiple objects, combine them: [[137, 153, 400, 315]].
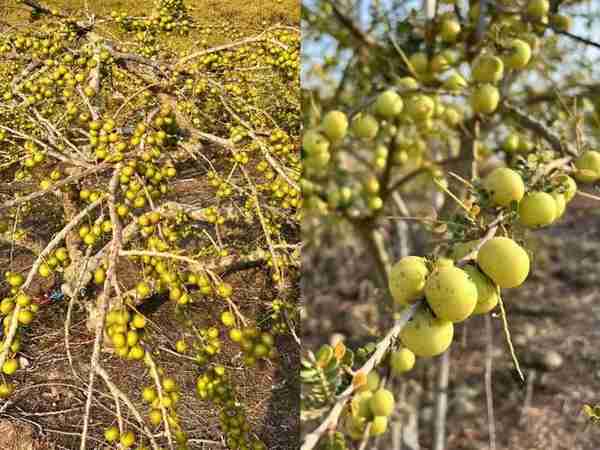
[[175, 339, 187, 353], [388, 256, 429, 305], [484, 167, 525, 206], [405, 94, 435, 121], [477, 237, 529, 288], [7, 273, 24, 288], [518, 192, 557, 227], [93, 267, 106, 284], [369, 389, 395, 417], [424, 266, 477, 322], [38, 263, 51, 277], [220, 310, 235, 327], [400, 307, 454, 357], [470, 83, 500, 114], [551, 14, 572, 32], [503, 133, 520, 153], [321, 110, 348, 141], [504, 39, 532, 70], [0, 383, 15, 398], [18, 309, 34, 325], [527, 0, 549, 19], [162, 377, 177, 392], [136, 281, 151, 297], [443, 72, 468, 91], [574, 150, 600, 183], [390, 348, 416, 375], [142, 386, 157, 403], [554, 174, 577, 202], [396, 76, 419, 90], [104, 426, 119, 442], [472, 54, 504, 84], [303, 130, 330, 154], [552, 192, 566, 219], [374, 90, 403, 118], [149, 409, 162, 425], [120, 431, 136, 448], [463, 265, 499, 314], [2, 358, 18, 375], [439, 18, 461, 43], [351, 390, 374, 418], [409, 52, 429, 73], [131, 313, 146, 329], [351, 113, 379, 139], [370, 416, 389, 436]]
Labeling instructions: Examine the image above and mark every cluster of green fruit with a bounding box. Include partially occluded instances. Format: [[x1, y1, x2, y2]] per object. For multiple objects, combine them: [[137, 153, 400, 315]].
[[344, 378, 395, 440], [389, 233, 530, 358], [0, 273, 35, 383], [226, 325, 277, 367], [14, 141, 46, 182], [112, 0, 191, 34], [105, 307, 147, 360], [103, 426, 138, 449], [38, 246, 70, 277], [140, 375, 188, 445], [78, 218, 113, 247], [176, 326, 222, 365], [267, 298, 296, 335], [196, 366, 266, 450], [482, 166, 578, 228]]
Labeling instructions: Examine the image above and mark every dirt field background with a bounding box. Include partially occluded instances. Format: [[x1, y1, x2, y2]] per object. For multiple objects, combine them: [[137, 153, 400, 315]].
[[0, 0, 300, 449]]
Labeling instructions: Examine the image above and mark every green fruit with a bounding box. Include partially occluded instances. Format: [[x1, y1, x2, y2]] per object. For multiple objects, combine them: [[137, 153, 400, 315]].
[[396, 76, 419, 90], [551, 192, 566, 219], [0, 383, 15, 398], [390, 348, 416, 375], [131, 313, 146, 329], [7, 273, 24, 288], [370, 416, 389, 436], [551, 14, 571, 32], [463, 265, 499, 314], [470, 83, 500, 114], [120, 431, 136, 448], [369, 388, 395, 417], [351, 113, 379, 139], [142, 387, 157, 403], [303, 130, 330, 154], [148, 409, 162, 425], [93, 267, 106, 284], [405, 94, 435, 121], [504, 39, 532, 70], [400, 306, 454, 357], [472, 54, 504, 84], [2, 359, 19, 375], [443, 72, 468, 91], [351, 390, 374, 419], [162, 377, 177, 392], [439, 18, 461, 43], [220, 310, 235, 327], [527, 0, 549, 19], [477, 237, 529, 288], [574, 150, 600, 183], [503, 133, 520, 153], [136, 281, 151, 297], [518, 192, 557, 227], [104, 426, 120, 442], [389, 256, 429, 305], [321, 110, 348, 141], [424, 265, 477, 322], [374, 90, 403, 118], [554, 174, 577, 202], [38, 263, 51, 277], [409, 52, 429, 73], [484, 167, 525, 206], [17, 310, 34, 325]]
